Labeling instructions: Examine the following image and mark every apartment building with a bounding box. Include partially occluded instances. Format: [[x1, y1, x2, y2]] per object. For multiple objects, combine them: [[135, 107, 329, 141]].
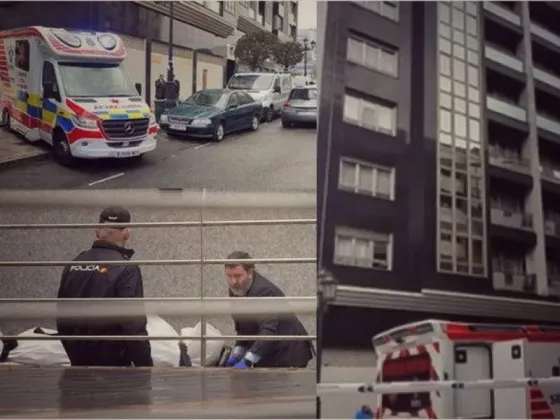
[[317, 1, 560, 348]]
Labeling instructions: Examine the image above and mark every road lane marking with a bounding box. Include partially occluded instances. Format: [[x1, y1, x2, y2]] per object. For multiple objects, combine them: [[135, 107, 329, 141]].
[[195, 142, 212, 150], [88, 172, 125, 187]]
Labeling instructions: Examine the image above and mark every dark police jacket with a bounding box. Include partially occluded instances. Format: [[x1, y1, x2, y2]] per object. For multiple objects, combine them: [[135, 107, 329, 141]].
[[230, 272, 313, 368], [56, 240, 153, 367]]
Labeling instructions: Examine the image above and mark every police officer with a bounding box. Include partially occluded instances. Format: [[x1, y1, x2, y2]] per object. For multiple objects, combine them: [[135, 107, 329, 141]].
[[56, 206, 153, 367], [223, 251, 313, 369]]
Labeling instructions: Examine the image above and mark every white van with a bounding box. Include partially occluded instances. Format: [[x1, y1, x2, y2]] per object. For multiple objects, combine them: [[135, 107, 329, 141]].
[[0, 26, 157, 166], [227, 72, 292, 122]]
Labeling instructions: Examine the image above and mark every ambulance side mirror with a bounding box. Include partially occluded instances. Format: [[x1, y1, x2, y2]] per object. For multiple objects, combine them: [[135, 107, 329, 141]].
[[135, 83, 142, 96]]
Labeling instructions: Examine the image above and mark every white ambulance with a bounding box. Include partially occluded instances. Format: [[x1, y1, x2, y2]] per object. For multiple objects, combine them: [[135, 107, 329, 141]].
[[373, 319, 560, 419], [0, 26, 157, 165]]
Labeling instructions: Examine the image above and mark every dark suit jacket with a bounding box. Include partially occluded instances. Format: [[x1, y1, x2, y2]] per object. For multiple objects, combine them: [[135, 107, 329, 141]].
[[229, 272, 312, 367]]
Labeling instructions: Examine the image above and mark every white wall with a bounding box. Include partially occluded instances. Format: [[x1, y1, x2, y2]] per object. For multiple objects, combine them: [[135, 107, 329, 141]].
[[119, 34, 146, 95], [196, 53, 223, 91]]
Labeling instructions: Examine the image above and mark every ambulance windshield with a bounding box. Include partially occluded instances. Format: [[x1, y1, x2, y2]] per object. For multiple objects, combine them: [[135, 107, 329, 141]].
[[381, 353, 431, 414], [58, 62, 138, 98]]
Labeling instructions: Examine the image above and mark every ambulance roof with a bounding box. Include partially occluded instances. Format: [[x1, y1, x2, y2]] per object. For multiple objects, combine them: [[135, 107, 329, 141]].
[[0, 26, 126, 62]]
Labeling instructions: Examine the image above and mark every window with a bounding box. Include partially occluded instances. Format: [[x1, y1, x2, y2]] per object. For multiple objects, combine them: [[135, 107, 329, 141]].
[[455, 113, 467, 138], [469, 119, 480, 142], [453, 44, 465, 61], [466, 16, 477, 36], [468, 86, 479, 103], [440, 76, 452, 93], [440, 54, 451, 76], [355, 1, 399, 21], [466, 2, 477, 16], [452, 8, 464, 30], [467, 35, 478, 51], [454, 81, 466, 98], [439, 38, 452, 55], [468, 65, 479, 87], [339, 158, 395, 199], [469, 103, 480, 118], [453, 58, 466, 82], [439, 3, 450, 23], [334, 226, 392, 270], [453, 29, 465, 45], [347, 36, 398, 77], [454, 97, 467, 114], [14, 40, 30, 72], [440, 109, 452, 133], [223, 0, 236, 14], [343, 94, 397, 136], [237, 91, 255, 105], [440, 92, 452, 109], [42, 61, 61, 101], [439, 22, 451, 39], [467, 50, 478, 65]]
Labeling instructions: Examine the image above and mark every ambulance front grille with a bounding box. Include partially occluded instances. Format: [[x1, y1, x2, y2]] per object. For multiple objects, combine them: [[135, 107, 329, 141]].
[[102, 118, 150, 140]]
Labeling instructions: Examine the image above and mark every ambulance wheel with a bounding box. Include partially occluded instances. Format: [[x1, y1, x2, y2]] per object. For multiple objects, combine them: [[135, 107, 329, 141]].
[[1, 108, 10, 131], [53, 131, 75, 166]]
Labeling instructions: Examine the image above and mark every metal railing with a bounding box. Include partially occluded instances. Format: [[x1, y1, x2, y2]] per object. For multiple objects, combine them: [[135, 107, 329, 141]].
[[0, 189, 317, 365]]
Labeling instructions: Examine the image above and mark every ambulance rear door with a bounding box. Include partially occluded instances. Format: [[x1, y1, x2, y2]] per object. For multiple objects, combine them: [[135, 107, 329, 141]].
[[453, 343, 492, 418], [492, 339, 527, 419], [525, 341, 560, 419]]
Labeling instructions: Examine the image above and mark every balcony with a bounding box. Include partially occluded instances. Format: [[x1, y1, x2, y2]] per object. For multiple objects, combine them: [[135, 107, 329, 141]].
[[531, 23, 560, 50], [537, 113, 560, 137], [540, 165, 560, 185], [483, 2, 521, 26], [487, 96, 527, 122], [534, 67, 560, 92], [490, 207, 533, 230], [488, 152, 531, 175], [548, 273, 560, 297], [493, 271, 537, 293], [288, 12, 296, 26], [484, 45, 524, 74], [544, 217, 560, 236]]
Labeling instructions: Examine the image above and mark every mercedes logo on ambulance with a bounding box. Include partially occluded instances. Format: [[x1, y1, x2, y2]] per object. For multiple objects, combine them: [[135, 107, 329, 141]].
[[123, 122, 135, 135]]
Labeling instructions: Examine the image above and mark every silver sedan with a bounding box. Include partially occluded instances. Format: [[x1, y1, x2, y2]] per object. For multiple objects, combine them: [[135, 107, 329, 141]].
[[281, 86, 318, 128]]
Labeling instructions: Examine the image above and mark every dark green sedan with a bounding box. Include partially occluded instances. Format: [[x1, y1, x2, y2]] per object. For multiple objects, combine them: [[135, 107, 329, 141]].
[[159, 89, 263, 142]]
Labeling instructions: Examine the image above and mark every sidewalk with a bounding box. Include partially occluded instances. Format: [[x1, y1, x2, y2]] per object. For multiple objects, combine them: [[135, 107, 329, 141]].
[[0, 128, 49, 170]]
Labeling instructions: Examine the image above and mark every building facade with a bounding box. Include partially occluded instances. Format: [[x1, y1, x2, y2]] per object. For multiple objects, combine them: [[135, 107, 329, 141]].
[[317, 1, 560, 348], [0, 1, 298, 104]]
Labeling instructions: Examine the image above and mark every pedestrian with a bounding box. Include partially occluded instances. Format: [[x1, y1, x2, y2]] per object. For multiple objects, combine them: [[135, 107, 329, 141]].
[[56, 206, 153, 367], [354, 405, 375, 419], [154, 74, 166, 122], [223, 251, 314, 369]]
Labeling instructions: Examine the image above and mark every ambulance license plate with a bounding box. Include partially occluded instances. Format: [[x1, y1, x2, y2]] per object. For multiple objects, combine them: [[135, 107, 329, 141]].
[[170, 123, 187, 131], [115, 150, 141, 158]]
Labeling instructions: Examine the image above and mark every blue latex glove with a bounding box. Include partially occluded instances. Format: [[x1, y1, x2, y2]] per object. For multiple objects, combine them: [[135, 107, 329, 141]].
[[225, 354, 241, 367], [354, 406, 374, 419], [233, 359, 251, 369]]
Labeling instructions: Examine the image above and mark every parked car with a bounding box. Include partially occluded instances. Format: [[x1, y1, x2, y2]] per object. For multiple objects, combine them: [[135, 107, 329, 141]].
[[281, 86, 318, 128], [227, 72, 292, 123], [159, 89, 263, 142]]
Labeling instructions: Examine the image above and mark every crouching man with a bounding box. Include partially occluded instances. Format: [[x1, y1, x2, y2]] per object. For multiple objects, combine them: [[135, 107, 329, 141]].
[[223, 251, 314, 369]]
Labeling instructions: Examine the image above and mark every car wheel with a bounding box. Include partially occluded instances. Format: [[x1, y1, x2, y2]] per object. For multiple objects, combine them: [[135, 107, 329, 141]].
[[282, 120, 291, 128], [251, 114, 260, 131], [265, 106, 274, 123], [213, 122, 225, 142], [52, 130, 75, 166]]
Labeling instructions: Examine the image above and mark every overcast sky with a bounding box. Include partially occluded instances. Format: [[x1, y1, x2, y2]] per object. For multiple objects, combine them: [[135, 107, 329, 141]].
[[297, 0, 317, 29]]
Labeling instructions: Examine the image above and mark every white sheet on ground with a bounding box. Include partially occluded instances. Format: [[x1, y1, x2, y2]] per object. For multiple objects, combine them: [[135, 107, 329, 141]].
[[3, 316, 182, 367], [181, 322, 225, 367]]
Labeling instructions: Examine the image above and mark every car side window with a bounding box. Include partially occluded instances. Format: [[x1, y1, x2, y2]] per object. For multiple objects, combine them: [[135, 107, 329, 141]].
[[42, 61, 61, 102], [281, 76, 291, 93], [273, 76, 281, 91], [228, 93, 240, 107], [238, 92, 254, 105]]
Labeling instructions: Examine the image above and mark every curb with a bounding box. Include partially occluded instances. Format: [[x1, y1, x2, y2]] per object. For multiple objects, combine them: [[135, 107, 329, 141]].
[[0, 151, 50, 171]]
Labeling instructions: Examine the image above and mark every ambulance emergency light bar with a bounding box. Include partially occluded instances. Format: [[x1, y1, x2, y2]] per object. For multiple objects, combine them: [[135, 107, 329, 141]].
[[317, 377, 560, 395]]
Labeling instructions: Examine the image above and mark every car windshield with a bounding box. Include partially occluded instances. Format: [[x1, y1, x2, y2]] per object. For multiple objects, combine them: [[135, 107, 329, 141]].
[[228, 74, 275, 91], [290, 88, 318, 100], [58, 63, 138, 98], [183, 91, 228, 109]]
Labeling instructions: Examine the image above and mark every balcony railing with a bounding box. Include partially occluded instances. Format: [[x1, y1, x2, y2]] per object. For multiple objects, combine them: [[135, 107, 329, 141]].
[[540, 165, 560, 184], [492, 271, 537, 293], [484, 45, 524, 73], [490, 207, 533, 230], [483, 2, 521, 26], [534, 67, 560, 91], [531, 23, 560, 50], [544, 218, 560, 236], [548, 274, 560, 297], [537, 114, 560, 137], [488, 153, 531, 174], [487, 96, 527, 122]]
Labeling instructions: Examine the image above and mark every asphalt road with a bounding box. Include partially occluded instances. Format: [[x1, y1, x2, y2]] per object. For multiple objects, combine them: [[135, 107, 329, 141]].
[[0, 205, 316, 340], [0, 120, 316, 191]]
